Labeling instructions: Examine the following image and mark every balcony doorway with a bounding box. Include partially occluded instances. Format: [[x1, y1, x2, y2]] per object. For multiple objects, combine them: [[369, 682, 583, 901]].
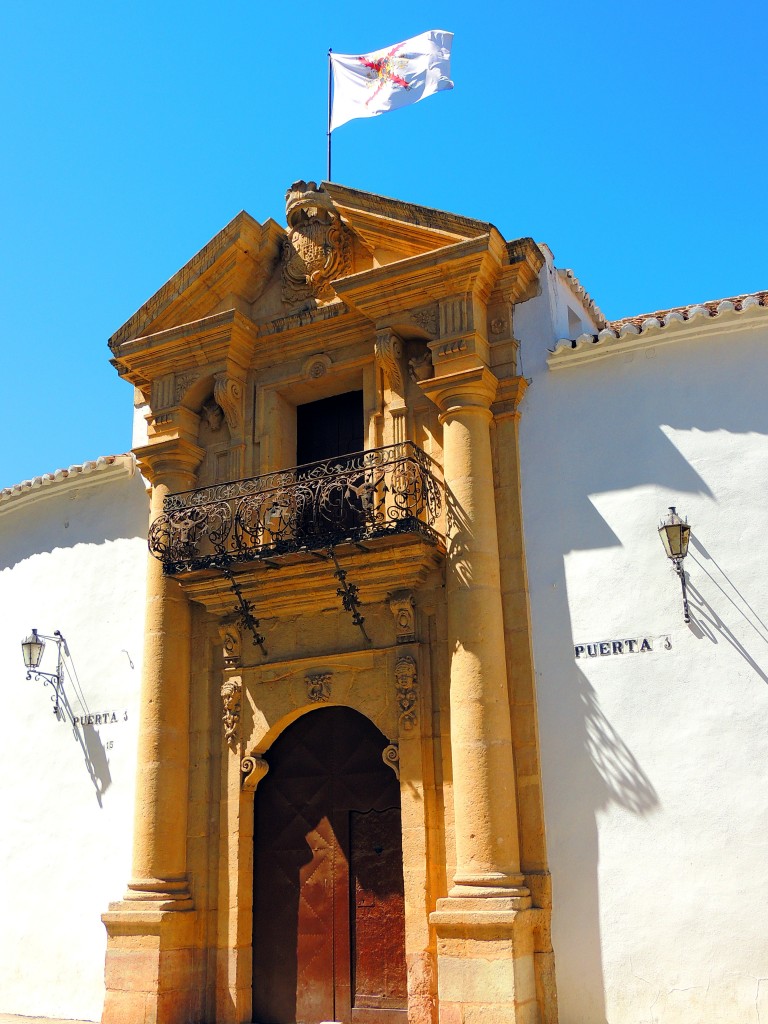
[[296, 390, 364, 467], [252, 706, 407, 1024]]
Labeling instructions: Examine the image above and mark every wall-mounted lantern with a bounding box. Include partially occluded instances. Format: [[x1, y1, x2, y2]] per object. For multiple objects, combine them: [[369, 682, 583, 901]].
[[21, 628, 69, 719], [658, 507, 691, 623]]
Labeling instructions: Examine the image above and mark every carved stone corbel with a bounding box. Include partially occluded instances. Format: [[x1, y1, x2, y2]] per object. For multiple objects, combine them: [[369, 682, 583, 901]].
[[375, 328, 406, 397], [218, 622, 242, 669], [395, 655, 418, 731], [241, 755, 269, 791], [221, 679, 242, 745], [389, 590, 416, 644], [214, 372, 246, 437]]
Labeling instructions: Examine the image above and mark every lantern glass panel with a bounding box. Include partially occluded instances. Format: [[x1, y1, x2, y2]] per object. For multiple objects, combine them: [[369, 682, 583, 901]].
[[22, 632, 45, 669]]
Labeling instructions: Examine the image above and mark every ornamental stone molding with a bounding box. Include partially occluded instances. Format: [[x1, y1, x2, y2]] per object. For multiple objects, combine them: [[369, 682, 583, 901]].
[[389, 590, 416, 644], [395, 655, 418, 731], [221, 679, 242, 744], [306, 672, 332, 703], [281, 180, 352, 305]]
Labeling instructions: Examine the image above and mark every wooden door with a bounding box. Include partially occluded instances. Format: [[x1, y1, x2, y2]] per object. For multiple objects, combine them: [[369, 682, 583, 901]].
[[252, 707, 407, 1024]]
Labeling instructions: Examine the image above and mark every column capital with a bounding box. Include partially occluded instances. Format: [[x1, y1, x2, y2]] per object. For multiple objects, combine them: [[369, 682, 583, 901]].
[[418, 365, 499, 421], [134, 436, 205, 491]]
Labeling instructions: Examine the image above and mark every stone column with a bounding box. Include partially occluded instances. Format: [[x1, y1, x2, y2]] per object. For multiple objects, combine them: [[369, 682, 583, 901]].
[[102, 435, 205, 1024], [420, 366, 539, 1024]]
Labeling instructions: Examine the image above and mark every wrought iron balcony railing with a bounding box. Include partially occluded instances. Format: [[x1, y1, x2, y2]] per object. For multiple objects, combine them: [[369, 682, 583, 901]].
[[148, 441, 444, 575]]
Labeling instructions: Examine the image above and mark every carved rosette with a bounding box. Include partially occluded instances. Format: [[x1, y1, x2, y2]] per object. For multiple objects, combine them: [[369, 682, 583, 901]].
[[389, 590, 416, 644], [221, 679, 242, 745], [175, 371, 199, 404], [281, 180, 352, 304], [395, 655, 418, 731], [306, 672, 332, 703]]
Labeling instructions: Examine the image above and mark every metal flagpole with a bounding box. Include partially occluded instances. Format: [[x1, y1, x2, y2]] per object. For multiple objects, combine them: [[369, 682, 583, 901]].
[[327, 48, 332, 181]]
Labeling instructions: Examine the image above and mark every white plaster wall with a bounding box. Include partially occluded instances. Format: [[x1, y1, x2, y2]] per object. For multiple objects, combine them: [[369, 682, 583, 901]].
[[0, 465, 149, 1021], [516, 279, 768, 1023]]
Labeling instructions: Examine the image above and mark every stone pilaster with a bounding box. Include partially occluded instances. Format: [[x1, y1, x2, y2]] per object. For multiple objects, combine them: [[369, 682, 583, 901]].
[[102, 435, 205, 1024], [420, 366, 539, 1024]]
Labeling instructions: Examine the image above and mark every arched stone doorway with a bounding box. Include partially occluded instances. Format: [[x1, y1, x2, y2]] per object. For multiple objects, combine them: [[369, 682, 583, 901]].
[[252, 706, 407, 1024]]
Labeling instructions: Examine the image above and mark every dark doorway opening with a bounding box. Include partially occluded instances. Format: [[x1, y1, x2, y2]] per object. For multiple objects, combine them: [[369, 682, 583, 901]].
[[296, 391, 364, 467], [252, 707, 407, 1024]]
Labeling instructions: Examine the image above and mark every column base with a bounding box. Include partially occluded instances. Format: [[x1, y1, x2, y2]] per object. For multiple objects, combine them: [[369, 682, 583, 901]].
[[101, 902, 201, 1024], [430, 897, 539, 1024]]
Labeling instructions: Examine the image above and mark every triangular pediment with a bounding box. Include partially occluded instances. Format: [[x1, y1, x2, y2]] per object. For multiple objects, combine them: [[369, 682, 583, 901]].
[[109, 182, 501, 356], [108, 211, 285, 353]]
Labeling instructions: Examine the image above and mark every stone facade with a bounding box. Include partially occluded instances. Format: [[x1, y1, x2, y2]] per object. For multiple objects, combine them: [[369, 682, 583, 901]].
[[103, 181, 552, 1024]]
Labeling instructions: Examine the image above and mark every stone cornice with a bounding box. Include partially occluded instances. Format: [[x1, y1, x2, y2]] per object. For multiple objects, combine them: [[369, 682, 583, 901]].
[[503, 239, 546, 304], [111, 309, 256, 387], [332, 233, 507, 325], [548, 293, 768, 371]]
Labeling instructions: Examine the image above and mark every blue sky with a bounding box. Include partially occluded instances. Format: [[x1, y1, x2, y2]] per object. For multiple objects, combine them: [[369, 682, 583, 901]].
[[1, 0, 764, 488]]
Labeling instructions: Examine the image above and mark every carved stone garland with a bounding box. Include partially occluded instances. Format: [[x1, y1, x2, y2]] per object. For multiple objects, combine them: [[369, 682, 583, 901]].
[[221, 679, 242, 745], [395, 655, 418, 731]]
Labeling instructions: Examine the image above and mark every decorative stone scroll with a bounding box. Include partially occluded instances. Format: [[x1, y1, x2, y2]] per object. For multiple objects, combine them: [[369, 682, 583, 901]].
[[214, 372, 245, 436], [241, 755, 269, 792], [395, 655, 418, 731], [389, 590, 416, 644], [281, 180, 352, 304], [306, 672, 332, 703], [221, 679, 242, 744], [382, 743, 400, 780], [375, 328, 405, 395]]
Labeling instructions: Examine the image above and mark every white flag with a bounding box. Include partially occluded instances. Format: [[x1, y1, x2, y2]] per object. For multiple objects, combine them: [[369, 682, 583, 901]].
[[329, 30, 453, 132]]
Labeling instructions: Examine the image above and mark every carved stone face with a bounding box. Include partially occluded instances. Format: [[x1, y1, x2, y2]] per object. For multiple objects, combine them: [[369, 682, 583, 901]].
[[395, 657, 416, 690], [221, 681, 240, 712], [201, 398, 224, 432]]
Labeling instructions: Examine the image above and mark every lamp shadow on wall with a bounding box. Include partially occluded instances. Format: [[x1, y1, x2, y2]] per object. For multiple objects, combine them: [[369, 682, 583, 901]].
[[57, 684, 113, 806], [685, 544, 768, 685]]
